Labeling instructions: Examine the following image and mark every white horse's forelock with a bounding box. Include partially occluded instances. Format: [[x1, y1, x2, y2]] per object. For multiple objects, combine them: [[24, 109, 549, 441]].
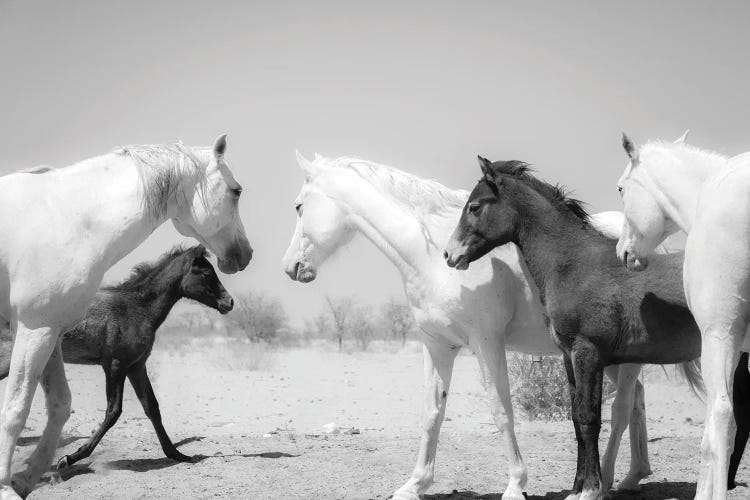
[[313, 156, 469, 217], [114, 142, 212, 221]]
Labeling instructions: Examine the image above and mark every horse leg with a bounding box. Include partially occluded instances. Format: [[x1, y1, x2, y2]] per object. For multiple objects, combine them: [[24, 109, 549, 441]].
[[392, 340, 457, 500], [728, 351, 749, 489], [622, 374, 651, 489], [12, 342, 70, 489], [600, 364, 640, 492], [695, 328, 744, 500], [570, 342, 604, 500], [474, 335, 526, 500], [0, 323, 58, 500], [563, 353, 585, 500], [127, 362, 190, 462], [57, 360, 127, 468]]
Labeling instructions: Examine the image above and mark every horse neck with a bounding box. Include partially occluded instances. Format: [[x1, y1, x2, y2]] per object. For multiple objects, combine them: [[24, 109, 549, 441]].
[[647, 147, 726, 232], [336, 180, 450, 281], [512, 193, 602, 292], [133, 261, 185, 328], [59, 154, 168, 269]]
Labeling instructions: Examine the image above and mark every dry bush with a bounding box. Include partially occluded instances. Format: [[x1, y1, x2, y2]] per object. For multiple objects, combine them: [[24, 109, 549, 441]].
[[229, 291, 289, 343], [380, 298, 416, 347], [507, 354, 616, 421], [207, 339, 274, 372]]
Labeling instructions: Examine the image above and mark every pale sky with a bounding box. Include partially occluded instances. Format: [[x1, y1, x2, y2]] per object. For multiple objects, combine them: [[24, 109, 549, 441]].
[[1, 1, 748, 324]]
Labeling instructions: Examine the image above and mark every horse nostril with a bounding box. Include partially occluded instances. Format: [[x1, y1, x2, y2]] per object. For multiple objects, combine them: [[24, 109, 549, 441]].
[[443, 250, 449, 260], [228, 297, 234, 308]]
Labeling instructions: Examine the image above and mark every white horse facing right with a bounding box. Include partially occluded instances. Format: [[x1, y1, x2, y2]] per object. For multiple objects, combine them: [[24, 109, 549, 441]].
[[0, 136, 252, 499], [282, 153, 657, 499], [616, 131, 750, 499]]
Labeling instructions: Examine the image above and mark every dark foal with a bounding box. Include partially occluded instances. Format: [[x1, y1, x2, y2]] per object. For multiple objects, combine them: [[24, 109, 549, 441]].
[[443, 158, 739, 498], [0, 245, 233, 469]]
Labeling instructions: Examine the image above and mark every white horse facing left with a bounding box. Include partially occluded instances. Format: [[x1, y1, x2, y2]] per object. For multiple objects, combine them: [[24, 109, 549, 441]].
[[282, 153, 659, 499], [616, 132, 750, 499], [0, 136, 252, 499]]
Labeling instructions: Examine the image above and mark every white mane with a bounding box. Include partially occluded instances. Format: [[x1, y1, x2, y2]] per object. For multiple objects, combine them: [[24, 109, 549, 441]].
[[641, 140, 728, 167], [114, 142, 212, 220], [316, 156, 468, 216]]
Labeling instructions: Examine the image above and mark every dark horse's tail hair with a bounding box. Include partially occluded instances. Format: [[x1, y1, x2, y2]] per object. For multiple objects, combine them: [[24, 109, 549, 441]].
[[678, 359, 705, 399]]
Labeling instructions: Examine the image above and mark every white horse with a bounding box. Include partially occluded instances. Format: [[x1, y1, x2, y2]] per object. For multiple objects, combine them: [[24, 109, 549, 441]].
[[0, 135, 252, 499], [616, 131, 750, 499], [282, 153, 656, 499]]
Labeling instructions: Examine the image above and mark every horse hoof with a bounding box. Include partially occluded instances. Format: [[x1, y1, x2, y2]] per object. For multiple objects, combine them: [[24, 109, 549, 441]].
[[390, 486, 421, 500], [501, 491, 526, 500], [9, 475, 32, 499], [169, 452, 193, 463], [56, 456, 70, 471], [0, 485, 22, 500]]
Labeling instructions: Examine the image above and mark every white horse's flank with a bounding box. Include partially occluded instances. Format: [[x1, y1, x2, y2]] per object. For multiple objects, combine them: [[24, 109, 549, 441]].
[[616, 132, 750, 500], [282, 154, 653, 499], [0, 136, 251, 499]]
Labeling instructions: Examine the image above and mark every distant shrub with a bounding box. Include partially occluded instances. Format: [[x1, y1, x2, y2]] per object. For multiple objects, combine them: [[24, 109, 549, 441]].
[[229, 292, 289, 343], [507, 354, 616, 421], [207, 339, 273, 371]]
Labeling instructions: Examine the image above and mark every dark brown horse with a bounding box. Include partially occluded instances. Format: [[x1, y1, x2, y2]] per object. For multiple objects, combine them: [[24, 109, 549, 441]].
[[443, 158, 748, 498], [0, 245, 233, 469]]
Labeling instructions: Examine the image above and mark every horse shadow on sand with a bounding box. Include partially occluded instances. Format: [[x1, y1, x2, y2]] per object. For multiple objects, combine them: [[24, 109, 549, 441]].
[[421, 482, 698, 500], [17, 435, 89, 448], [102, 435, 300, 474]]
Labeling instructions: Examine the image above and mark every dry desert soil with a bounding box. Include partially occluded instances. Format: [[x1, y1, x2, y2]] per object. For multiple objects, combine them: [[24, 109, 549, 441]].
[[3, 342, 748, 500]]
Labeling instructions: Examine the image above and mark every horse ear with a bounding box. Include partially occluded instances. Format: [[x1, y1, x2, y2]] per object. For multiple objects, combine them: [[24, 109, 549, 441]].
[[296, 150, 317, 174], [477, 155, 497, 183], [213, 134, 228, 159], [622, 133, 639, 163], [674, 129, 690, 144]]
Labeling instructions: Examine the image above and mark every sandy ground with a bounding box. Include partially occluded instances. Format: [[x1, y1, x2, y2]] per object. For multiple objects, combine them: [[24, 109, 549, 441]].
[[2, 342, 748, 500]]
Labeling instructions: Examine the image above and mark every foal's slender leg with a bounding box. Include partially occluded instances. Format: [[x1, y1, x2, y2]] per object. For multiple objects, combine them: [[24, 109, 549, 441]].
[[57, 360, 127, 468], [392, 340, 457, 500], [600, 364, 640, 492], [563, 354, 585, 500], [13, 342, 71, 490], [728, 351, 750, 489], [474, 334, 527, 500], [570, 343, 604, 500], [0, 323, 58, 500], [127, 362, 191, 462]]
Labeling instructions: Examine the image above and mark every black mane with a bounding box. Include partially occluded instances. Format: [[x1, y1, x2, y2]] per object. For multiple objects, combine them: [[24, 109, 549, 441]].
[[489, 160, 590, 223], [106, 245, 202, 292]]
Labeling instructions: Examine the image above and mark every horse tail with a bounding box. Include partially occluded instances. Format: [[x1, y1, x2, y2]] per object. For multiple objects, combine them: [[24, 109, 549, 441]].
[[679, 359, 705, 399]]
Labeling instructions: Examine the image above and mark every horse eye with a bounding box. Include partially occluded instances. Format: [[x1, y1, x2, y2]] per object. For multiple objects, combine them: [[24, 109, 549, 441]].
[[617, 186, 623, 194], [295, 203, 303, 215], [468, 202, 481, 213], [231, 187, 242, 197]]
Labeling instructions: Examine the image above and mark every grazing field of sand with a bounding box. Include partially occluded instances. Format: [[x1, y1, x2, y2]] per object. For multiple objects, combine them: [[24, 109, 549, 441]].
[[4, 342, 748, 500]]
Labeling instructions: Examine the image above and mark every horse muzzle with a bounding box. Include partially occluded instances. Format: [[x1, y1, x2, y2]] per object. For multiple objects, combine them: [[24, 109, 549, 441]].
[[286, 261, 316, 283], [444, 239, 471, 270], [217, 294, 234, 314], [218, 242, 253, 274]]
